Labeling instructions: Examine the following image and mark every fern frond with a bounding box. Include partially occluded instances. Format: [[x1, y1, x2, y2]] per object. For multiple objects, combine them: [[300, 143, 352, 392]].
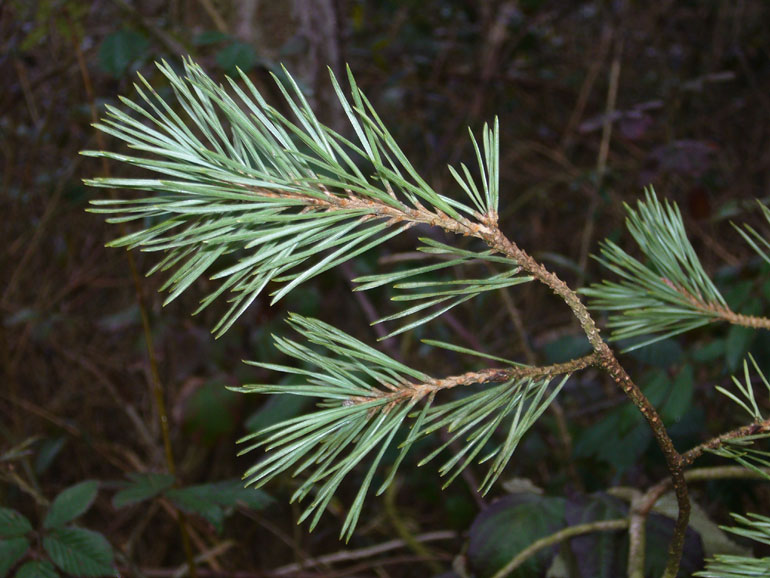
[[233, 315, 568, 539]]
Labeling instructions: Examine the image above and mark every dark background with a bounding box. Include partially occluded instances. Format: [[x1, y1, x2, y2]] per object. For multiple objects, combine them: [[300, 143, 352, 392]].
[[2, 1, 769, 575]]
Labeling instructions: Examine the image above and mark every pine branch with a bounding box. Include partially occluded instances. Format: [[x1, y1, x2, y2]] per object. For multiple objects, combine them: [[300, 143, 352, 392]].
[[581, 189, 725, 349], [582, 190, 770, 350], [232, 315, 580, 539], [681, 354, 770, 467], [681, 357, 770, 578], [86, 59, 696, 571], [84, 58, 504, 336]]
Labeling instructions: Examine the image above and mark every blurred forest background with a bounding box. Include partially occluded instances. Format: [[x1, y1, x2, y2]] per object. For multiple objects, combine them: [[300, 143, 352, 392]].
[[2, 0, 770, 576]]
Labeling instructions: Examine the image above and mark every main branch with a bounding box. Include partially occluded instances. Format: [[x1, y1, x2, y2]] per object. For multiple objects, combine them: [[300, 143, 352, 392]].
[[477, 228, 690, 578]]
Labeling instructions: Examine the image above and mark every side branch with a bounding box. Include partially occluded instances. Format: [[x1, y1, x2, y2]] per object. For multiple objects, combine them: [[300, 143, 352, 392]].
[[668, 281, 770, 330], [352, 354, 597, 407], [719, 311, 770, 330], [681, 418, 770, 467], [637, 465, 770, 519]]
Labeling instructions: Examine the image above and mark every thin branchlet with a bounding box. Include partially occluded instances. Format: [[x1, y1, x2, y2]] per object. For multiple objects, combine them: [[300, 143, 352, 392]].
[[346, 355, 597, 410]]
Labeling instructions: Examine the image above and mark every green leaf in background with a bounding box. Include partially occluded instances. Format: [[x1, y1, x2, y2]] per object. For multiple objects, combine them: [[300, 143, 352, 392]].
[[542, 333, 592, 364], [467, 493, 566, 577], [167, 487, 223, 533], [661, 364, 695, 423], [244, 379, 312, 432], [655, 494, 750, 561], [692, 338, 725, 363], [182, 381, 240, 445], [284, 287, 321, 317], [0, 508, 33, 538], [193, 30, 229, 46], [44, 480, 99, 529], [14, 560, 60, 578], [98, 28, 149, 78], [563, 493, 628, 578], [626, 337, 683, 368], [642, 370, 670, 407], [725, 324, 756, 372], [723, 279, 754, 312], [573, 403, 651, 472], [695, 513, 770, 577], [557, 492, 704, 577], [166, 480, 273, 534], [215, 41, 258, 74], [43, 527, 113, 577], [0, 537, 29, 577], [112, 472, 175, 508], [645, 512, 704, 576], [34, 437, 67, 476]]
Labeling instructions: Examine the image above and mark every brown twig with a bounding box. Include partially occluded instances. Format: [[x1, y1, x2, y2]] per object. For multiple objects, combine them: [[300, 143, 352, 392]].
[[681, 418, 770, 467], [474, 229, 690, 578], [269, 530, 457, 576], [107, 0, 188, 55], [48, 341, 160, 459], [73, 36, 198, 578], [1, 161, 76, 307], [718, 310, 770, 330], [576, 32, 623, 286], [663, 279, 770, 330], [494, 271, 582, 489], [559, 24, 613, 149], [626, 463, 770, 578], [340, 261, 400, 357], [346, 355, 597, 408], [383, 480, 443, 574], [195, 0, 228, 34], [626, 490, 647, 578]]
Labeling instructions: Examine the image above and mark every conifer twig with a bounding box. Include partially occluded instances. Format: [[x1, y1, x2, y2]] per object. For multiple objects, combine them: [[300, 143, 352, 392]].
[[681, 419, 770, 467]]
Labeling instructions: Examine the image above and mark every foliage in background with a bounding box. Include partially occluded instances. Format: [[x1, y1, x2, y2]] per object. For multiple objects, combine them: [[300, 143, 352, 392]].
[[0, 481, 113, 577]]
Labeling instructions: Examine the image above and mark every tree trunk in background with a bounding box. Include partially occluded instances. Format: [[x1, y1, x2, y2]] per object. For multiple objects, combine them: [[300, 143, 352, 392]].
[[233, 0, 344, 129]]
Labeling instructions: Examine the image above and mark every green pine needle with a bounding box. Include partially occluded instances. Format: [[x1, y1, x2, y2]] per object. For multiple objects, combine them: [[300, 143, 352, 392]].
[[696, 513, 770, 577], [733, 200, 770, 267], [581, 187, 727, 351], [234, 315, 564, 539], [85, 58, 501, 336]]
